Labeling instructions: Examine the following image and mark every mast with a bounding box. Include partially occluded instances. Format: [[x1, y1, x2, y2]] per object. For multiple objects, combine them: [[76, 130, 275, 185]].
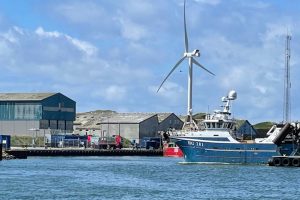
[[187, 57, 193, 126], [283, 33, 291, 123]]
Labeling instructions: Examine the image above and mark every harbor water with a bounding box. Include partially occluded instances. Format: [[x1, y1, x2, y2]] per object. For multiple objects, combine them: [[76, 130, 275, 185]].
[[1, 156, 300, 199]]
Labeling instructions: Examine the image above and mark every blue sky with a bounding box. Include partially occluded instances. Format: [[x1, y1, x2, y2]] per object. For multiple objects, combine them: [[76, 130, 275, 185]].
[[0, 0, 300, 124]]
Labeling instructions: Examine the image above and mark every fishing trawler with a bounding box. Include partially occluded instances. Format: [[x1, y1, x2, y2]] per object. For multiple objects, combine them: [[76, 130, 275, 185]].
[[157, 0, 298, 164], [172, 91, 296, 164]]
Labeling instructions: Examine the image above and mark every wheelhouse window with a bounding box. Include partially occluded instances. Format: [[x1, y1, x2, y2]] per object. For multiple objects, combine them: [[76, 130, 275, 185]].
[[212, 123, 215, 128], [206, 123, 210, 128]]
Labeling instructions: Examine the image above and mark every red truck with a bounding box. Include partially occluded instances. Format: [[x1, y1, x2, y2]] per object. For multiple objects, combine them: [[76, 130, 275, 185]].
[[97, 135, 122, 149]]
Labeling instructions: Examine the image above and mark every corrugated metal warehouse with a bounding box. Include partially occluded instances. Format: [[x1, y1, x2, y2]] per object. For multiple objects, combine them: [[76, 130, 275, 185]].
[[0, 93, 76, 136], [74, 111, 184, 143], [99, 113, 158, 142], [157, 113, 184, 132], [236, 120, 258, 139], [74, 110, 116, 136]]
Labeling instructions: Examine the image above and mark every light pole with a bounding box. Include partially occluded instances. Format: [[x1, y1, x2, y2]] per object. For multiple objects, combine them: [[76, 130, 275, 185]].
[[29, 128, 39, 148], [107, 117, 110, 149]]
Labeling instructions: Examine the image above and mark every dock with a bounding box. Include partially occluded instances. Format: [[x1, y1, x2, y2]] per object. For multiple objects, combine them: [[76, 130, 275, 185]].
[[6, 148, 163, 158]]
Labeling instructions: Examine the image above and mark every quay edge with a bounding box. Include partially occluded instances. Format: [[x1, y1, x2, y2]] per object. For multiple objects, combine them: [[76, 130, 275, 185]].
[[6, 149, 163, 157]]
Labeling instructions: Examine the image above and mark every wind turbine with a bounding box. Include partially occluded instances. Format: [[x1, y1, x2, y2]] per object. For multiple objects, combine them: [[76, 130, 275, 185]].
[[157, 0, 215, 129]]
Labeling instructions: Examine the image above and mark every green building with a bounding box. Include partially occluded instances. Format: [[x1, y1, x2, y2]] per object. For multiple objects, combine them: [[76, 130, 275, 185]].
[[0, 93, 76, 136]]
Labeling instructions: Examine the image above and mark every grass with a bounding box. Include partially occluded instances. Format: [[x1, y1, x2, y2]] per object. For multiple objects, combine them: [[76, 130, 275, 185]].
[[193, 112, 206, 120], [253, 121, 274, 129], [11, 136, 45, 147]]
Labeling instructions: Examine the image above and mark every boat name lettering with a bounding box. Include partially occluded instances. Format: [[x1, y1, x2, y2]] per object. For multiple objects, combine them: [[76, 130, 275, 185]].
[[188, 141, 203, 146]]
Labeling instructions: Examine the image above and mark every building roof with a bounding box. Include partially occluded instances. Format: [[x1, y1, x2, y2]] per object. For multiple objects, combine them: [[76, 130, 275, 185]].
[[74, 111, 157, 128], [100, 113, 157, 124], [235, 119, 255, 130], [74, 110, 116, 129], [178, 115, 187, 123], [157, 113, 172, 123], [0, 93, 56, 101], [74, 110, 185, 129]]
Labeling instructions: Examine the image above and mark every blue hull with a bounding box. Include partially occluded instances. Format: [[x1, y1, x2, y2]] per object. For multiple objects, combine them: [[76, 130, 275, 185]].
[[176, 139, 281, 164]]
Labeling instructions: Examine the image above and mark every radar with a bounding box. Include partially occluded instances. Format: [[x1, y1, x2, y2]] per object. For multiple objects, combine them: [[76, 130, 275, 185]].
[[228, 90, 237, 100], [221, 97, 227, 102]]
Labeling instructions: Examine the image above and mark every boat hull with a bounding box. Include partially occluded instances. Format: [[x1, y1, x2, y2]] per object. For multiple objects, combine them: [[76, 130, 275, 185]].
[[176, 139, 280, 164], [163, 146, 183, 157]]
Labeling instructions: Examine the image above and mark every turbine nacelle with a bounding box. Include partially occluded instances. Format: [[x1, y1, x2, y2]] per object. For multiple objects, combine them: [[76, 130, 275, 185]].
[[184, 49, 200, 57], [193, 49, 200, 57]]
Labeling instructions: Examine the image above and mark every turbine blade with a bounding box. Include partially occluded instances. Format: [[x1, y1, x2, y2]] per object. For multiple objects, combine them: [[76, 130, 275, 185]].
[[184, 0, 189, 53], [157, 56, 186, 92], [192, 58, 215, 76]]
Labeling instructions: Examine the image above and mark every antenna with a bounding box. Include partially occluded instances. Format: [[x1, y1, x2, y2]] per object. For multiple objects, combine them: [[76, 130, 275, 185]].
[[283, 32, 291, 123], [222, 90, 237, 114]]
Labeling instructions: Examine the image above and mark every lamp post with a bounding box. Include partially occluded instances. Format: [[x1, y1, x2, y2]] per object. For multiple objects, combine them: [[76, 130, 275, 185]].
[[107, 117, 110, 149], [29, 128, 39, 148]]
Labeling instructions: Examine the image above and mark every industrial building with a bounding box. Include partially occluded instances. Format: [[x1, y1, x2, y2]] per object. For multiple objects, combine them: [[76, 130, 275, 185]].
[[74, 111, 184, 143], [0, 93, 76, 136], [157, 113, 184, 132], [235, 120, 258, 139], [99, 113, 159, 142], [74, 110, 116, 136]]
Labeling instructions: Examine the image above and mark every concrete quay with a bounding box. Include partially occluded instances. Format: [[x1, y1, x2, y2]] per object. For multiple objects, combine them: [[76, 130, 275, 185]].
[[6, 148, 163, 158]]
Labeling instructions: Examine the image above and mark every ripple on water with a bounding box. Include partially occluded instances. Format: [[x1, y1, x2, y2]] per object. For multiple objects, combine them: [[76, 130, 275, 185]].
[[1, 156, 300, 200]]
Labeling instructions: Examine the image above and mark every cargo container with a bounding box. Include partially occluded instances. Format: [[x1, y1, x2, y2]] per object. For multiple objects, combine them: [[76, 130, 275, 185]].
[[0, 135, 11, 150], [139, 137, 162, 149], [50, 134, 87, 148]]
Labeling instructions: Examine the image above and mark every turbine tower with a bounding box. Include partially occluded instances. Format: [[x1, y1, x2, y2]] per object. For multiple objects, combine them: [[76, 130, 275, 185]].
[[157, 0, 215, 129], [283, 32, 291, 123]]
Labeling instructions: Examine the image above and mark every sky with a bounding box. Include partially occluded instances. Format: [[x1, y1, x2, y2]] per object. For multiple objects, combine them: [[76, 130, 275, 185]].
[[0, 0, 300, 124]]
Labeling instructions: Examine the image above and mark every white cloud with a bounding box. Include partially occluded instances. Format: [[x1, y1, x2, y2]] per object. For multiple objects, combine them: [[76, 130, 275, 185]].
[[0, 26, 24, 44], [149, 82, 185, 105], [35, 27, 61, 38], [241, 1, 270, 9], [35, 27, 97, 56], [263, 23, 290, 42], [0, 25, 156, 113], [54, 2, 105, 24], [1, 0, 300, 122], [65, 35, 98, 56], [254, 85, 267, 94], [95, 85, 127, 101], [194, 0, 221, 6], [116, 17, 149, 41]]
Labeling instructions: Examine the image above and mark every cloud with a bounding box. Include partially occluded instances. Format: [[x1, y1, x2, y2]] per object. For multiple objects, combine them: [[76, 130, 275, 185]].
[[35, 27, 60, 38], [194, 0, 221, 6], [1, 0, 300, 123], [149, 81, 185, 106], [35, 27, 97, 56], [97, 85, 128, 101], [240, 1, 270, 9], [0, 25, 157, 114], [54, 1, 106, 25], [116, 17, 149, 42], [263, 23, 289, 42]]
